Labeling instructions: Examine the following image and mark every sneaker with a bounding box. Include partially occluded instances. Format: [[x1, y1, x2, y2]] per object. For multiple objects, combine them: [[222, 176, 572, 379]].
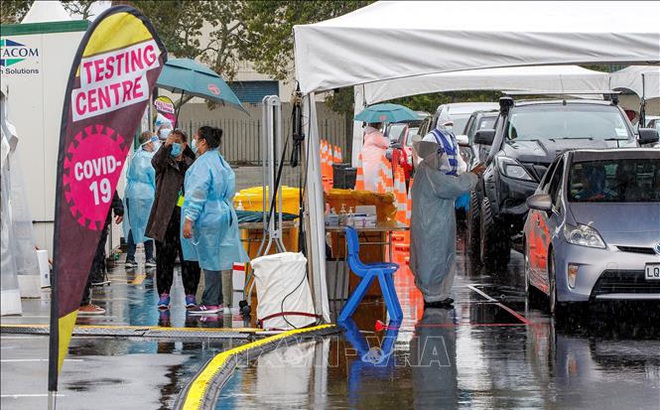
[[185, 295, 197, 308], [157, 293, 171, 310], [79, 304, 106, 315], [187, 304, 222, 315], [125, 259, 136, 268], [145, 258, 157, 268]]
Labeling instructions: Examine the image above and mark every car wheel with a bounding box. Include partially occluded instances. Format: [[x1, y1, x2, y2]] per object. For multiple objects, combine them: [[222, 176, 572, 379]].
[[466, 191, 481, 256], [480, 197, 511, 271], [548, 249, 565, 316]]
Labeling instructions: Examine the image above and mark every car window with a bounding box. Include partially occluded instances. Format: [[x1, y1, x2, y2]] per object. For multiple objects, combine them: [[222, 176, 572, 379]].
[[386, 123, 407, 144], [479, 116, 497, 131], [507, 104, 632, 141], [539, 157, 560, 192], [568, 158, 660, 202], [548, 158, 565, 205], [406, 127, 419, 146]]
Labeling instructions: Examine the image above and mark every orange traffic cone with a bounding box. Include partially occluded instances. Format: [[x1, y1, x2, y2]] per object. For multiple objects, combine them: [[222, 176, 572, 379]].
[[355, 153, 365, 190], [395, 168, 407, 225]]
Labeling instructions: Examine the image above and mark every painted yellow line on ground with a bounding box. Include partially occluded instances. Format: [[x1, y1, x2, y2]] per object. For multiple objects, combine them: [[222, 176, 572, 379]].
[[182, 324, 335, 410], [128, 274, 146, 285]]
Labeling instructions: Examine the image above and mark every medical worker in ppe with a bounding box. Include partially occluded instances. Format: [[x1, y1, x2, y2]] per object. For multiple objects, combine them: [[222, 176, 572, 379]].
[[123, 131, 158, 268], [182, 126, 249, 315], [420, 112, 471, 211], [409, 140, 485, 309], [359, 122, 389, 191]]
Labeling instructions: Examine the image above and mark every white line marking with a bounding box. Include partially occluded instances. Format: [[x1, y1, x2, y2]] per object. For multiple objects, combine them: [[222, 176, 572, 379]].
[[1, 359, 83, 363], [1, 394, 66, 398], [467, 284, 497, 302]]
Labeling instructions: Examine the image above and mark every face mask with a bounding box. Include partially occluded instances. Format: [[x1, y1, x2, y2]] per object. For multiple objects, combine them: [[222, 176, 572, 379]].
[[191, 138, 199, 154], [159, 128, 172, 140], [443, 125, 453, 132], [170, 142, 182, 157]]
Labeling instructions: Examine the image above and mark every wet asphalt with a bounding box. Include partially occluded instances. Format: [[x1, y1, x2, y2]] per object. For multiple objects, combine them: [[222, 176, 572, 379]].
[[2, 229, 660, 409]]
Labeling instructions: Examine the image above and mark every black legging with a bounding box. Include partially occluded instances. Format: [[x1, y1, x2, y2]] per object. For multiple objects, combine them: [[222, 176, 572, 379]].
[[155, 207, 200, 296]]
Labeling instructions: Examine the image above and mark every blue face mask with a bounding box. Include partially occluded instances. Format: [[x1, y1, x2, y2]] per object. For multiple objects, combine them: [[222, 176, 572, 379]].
[[170, 142, 182, 157]]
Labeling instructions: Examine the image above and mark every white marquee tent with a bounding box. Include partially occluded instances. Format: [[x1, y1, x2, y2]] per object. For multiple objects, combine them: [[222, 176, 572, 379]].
[[610, 65, 660, 100], [293, 1, 660, 321]]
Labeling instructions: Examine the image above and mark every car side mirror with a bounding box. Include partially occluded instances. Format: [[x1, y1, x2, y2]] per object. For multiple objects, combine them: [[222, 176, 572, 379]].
[[526, 193, 552, 212], [385, 148, 393, 160], [456, 134, 469, 146], [637, 128, 660, 145], [474, 129, 495, 145]]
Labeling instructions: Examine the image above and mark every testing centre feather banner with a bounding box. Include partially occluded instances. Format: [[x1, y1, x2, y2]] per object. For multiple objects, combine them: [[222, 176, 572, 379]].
[[48, 5, 166, 393]]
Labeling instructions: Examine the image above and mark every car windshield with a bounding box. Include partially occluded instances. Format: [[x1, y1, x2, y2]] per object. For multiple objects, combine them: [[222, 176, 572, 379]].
[[568, 158, 660, 202], [507, 104, 631, 141], [386, 123, 407, 143], [406, 127, 419, 146]]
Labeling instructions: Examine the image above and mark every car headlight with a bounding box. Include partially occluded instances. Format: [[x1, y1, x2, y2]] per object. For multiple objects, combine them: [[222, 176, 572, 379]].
[[497, 157, 533, 181], [563, 223, 606, 249]]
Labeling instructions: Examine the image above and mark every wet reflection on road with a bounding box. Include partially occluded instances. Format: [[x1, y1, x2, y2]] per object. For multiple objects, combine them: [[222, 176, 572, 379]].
[[216, 231, 660, 409]]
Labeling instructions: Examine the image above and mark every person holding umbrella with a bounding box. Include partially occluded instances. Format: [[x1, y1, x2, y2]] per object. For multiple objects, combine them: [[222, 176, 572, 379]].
[[354, 103, 420, 191], [181, 126, 249, 315], [360, 122, 389, 191]]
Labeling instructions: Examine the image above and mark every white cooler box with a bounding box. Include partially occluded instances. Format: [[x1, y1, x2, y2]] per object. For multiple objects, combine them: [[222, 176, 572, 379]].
[[251, 252, 317, 330]]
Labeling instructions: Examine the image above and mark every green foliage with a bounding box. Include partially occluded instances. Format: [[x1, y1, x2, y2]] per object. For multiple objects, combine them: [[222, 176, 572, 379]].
[[0, 0, 32, 24], [131, 0, 246, 80], [391, 91, 503, 113], [61, 1, 96, 20], [241, 1, 373, 81]]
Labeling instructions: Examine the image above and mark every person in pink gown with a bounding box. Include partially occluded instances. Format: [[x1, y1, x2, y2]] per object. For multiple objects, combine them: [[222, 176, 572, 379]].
[[360, 122, 389, 191]]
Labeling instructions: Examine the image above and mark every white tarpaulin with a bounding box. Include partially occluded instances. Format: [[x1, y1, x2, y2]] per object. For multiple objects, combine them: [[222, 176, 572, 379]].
[[362, 65, 610, 105], [294, 1, 660, 95], [610, 66, 660, 100]]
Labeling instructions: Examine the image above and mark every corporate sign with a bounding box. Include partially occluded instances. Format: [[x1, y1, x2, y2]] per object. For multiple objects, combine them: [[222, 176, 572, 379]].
[[0, 38, 39, 75]]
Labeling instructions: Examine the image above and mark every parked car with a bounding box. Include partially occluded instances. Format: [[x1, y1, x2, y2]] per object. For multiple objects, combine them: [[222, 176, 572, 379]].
[[385, 112, 429, 182], [461, 109, 499, 167], [467, 96, 659, 270], [523, 148, 660, 314]]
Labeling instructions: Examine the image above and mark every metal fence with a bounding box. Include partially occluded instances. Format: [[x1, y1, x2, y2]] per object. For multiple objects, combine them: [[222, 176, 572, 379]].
[[180, 116, 348, 165]]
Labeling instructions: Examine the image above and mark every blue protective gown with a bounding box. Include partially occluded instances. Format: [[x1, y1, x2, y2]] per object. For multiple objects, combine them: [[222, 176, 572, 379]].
[[123, 147, 156, 243], [409, 141, 477, 302], [180, 150, 249, 271]]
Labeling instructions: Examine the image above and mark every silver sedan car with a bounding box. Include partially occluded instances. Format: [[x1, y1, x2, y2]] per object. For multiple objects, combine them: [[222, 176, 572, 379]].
[[523, 148, 660, 314]]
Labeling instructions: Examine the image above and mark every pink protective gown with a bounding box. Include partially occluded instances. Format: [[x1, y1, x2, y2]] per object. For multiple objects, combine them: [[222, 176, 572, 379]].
[[360, 126, 389, 191]]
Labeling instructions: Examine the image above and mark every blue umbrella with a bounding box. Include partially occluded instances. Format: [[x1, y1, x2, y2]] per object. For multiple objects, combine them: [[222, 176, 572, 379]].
[[354, 103, 419, 123], [156, 58, 248, 120]]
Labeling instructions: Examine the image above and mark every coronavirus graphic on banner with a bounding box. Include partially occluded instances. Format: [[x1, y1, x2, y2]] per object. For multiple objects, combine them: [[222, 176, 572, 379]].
[[63, 125, 125, 229]]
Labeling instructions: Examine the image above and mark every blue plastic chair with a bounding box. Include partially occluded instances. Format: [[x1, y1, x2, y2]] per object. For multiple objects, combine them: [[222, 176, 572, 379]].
[[337, 226, 403, 323]]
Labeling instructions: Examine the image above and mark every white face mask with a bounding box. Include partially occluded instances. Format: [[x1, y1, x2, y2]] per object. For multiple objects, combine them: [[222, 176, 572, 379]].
[[444, 125, 453, 132], [159, 128, 172, 140]]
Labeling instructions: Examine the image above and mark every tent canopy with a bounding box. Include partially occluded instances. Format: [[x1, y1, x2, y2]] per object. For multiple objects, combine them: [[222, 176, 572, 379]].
[[294, 1, 660, 94], [21, 1, 73, 23], [362, 65, 611, 105], [610, 66, 660, 100]]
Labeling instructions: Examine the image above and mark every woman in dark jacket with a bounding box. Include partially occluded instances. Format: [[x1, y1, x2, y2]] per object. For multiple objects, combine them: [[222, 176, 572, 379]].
[[145, 129, 200, 310]]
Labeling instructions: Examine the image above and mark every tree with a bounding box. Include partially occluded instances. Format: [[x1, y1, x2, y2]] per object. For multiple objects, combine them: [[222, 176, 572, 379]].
[[240, 1, 374, 161], [0, 0, 32, 24], [61, 1, 97, 20]]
